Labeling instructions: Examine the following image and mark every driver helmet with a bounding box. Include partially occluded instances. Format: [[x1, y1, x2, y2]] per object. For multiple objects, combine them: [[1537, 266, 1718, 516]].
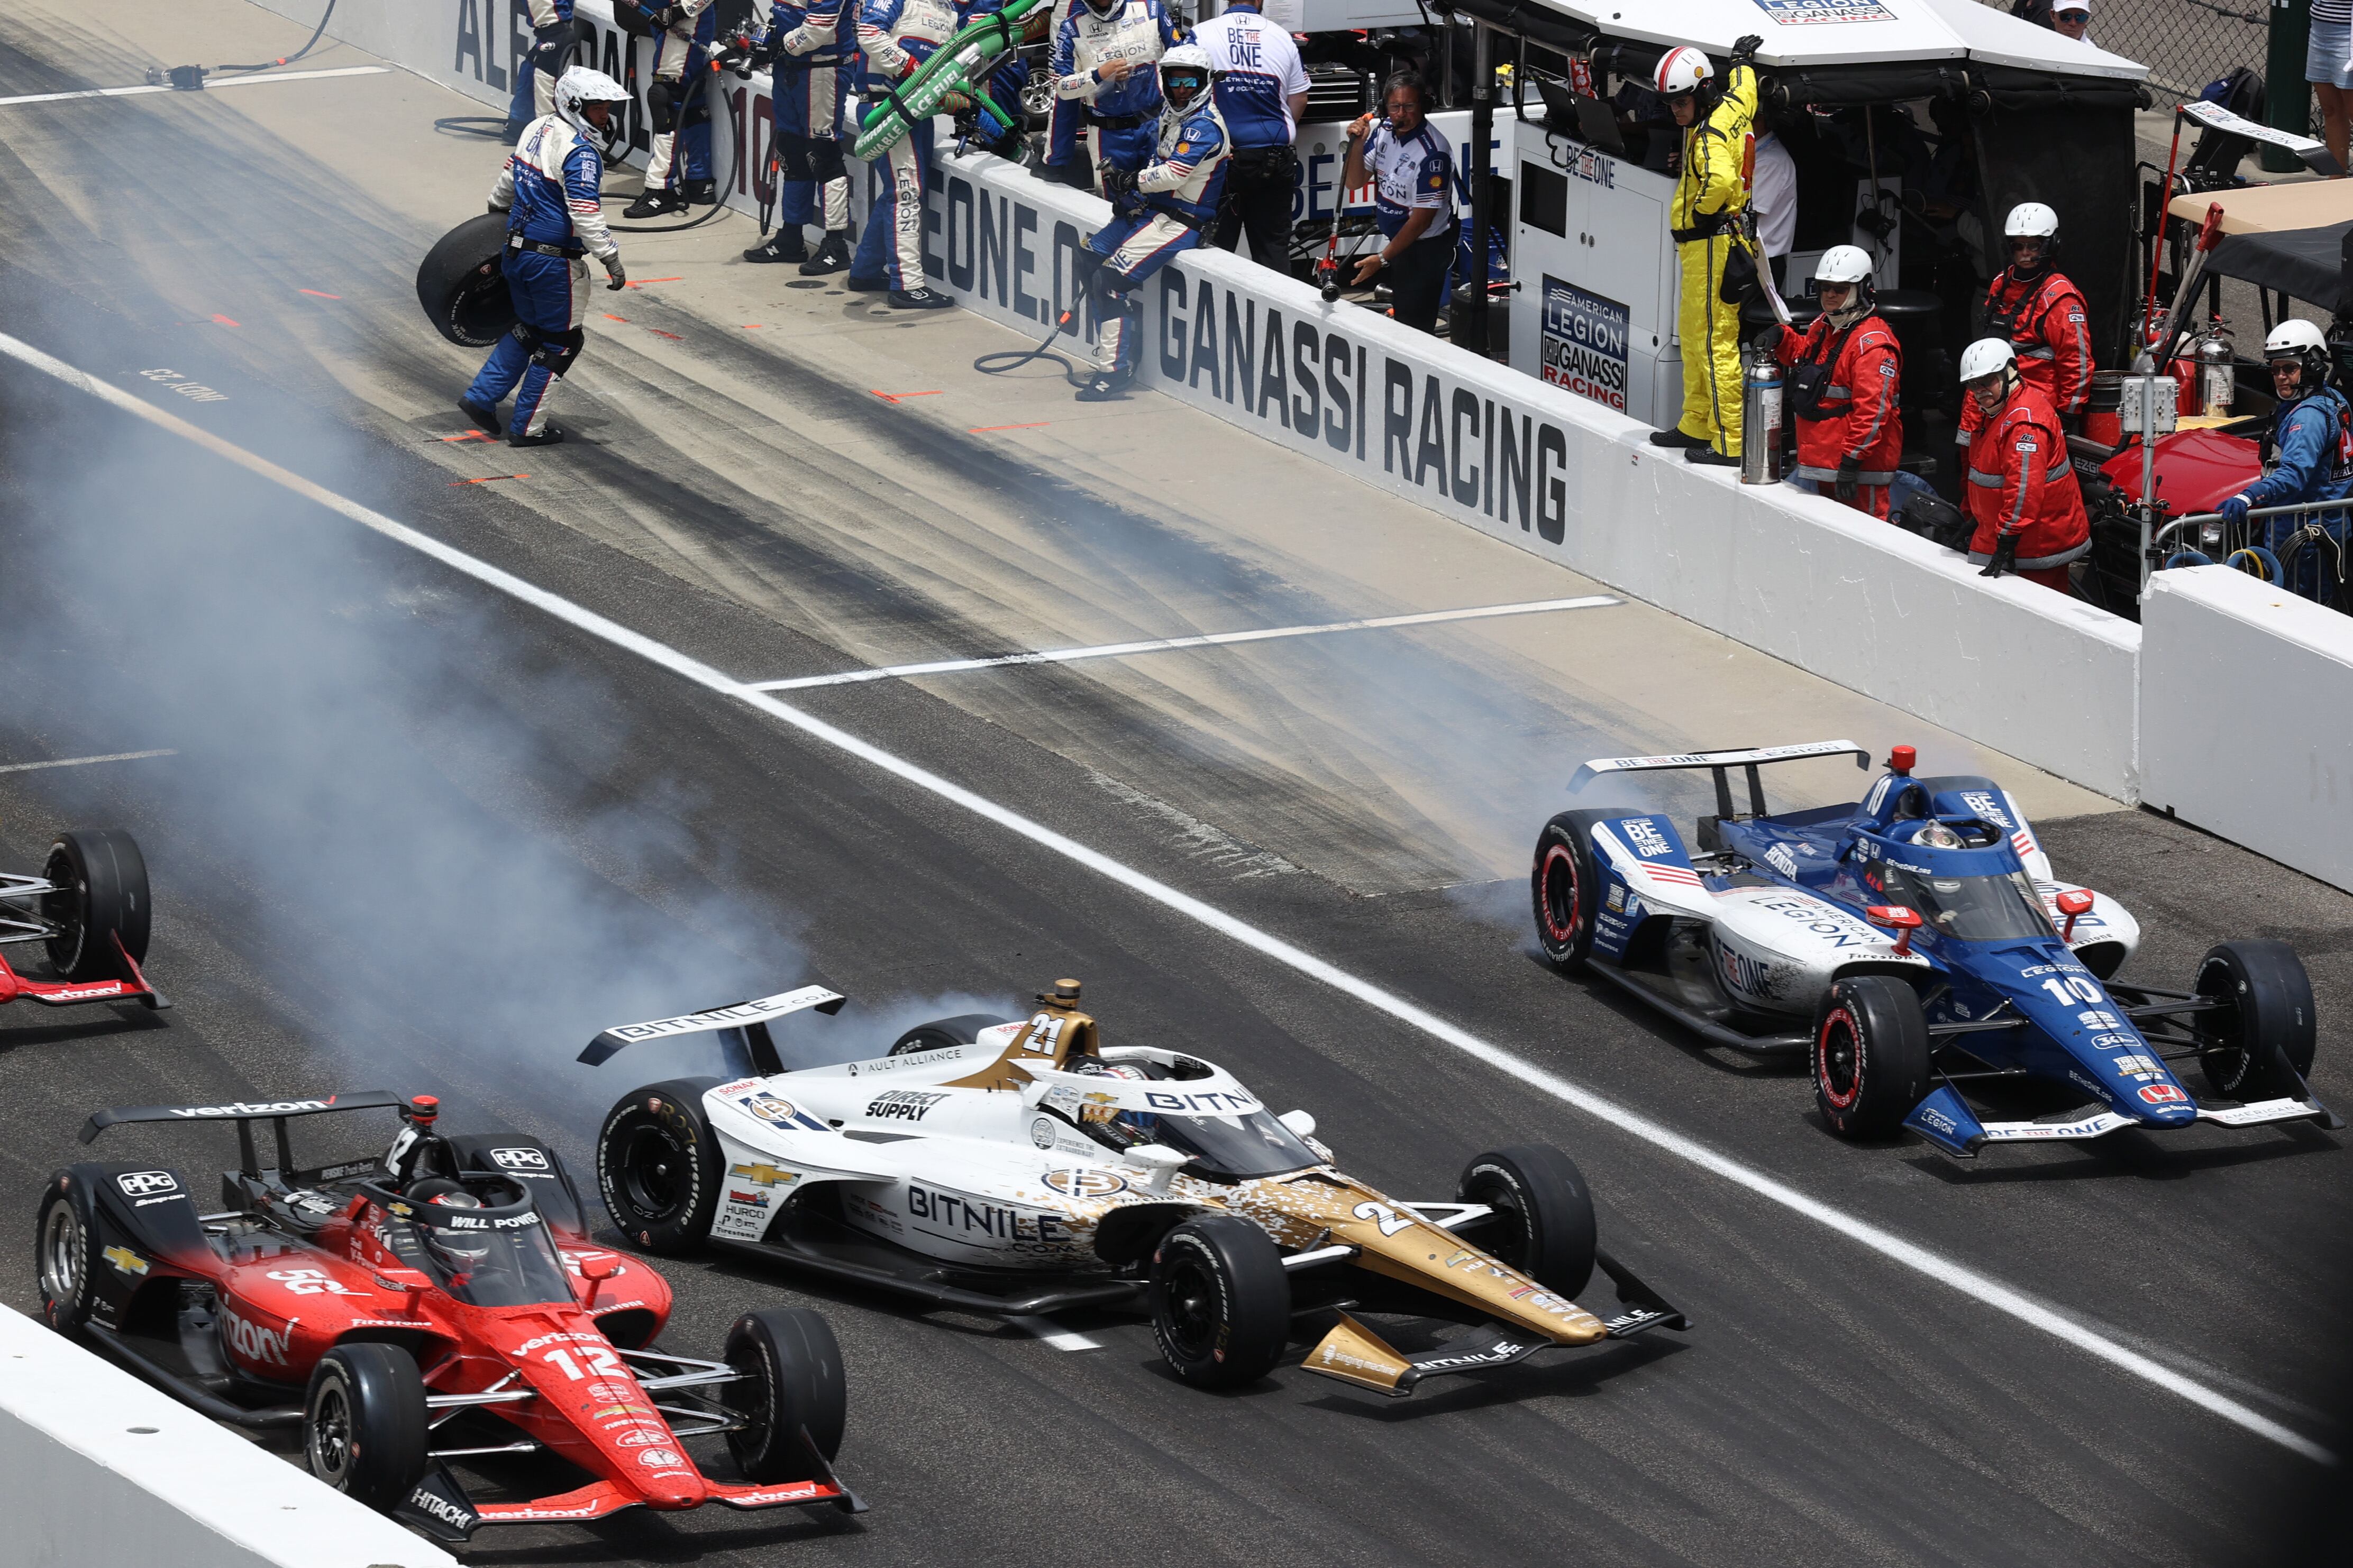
[[411, 1180, 490, 1268], [2263, 317, 2329, 395], [554, 66, 633, 155], [1158, 42, 1212, 115], [1067, 1061, 1157, 1147], [1914, 820, 1964, 850], [1811, 245, 1875, 329]]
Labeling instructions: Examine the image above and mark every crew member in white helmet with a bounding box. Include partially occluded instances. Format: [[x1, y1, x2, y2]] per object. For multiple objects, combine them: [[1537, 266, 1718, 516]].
[[1768, 245, 1903, 518]]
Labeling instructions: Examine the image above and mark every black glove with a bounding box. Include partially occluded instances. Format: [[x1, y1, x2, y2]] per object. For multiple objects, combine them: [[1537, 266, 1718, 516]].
[[1980, 533, 2020, 579], [1729, 33, 1763, 68], [1099, 165, 1139, 206], [653, 4, 685, 28], [1835, 455, 1862, 504]]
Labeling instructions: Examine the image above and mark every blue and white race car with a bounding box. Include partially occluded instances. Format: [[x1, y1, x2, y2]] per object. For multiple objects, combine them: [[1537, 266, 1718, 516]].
[[1529, 741, 2338, 1157]]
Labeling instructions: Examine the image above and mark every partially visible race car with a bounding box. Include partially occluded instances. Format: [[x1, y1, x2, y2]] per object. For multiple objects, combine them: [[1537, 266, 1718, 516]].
[[583, 981, 1686, 1399], [0, 828, 168, 1011], [1531, 741, 2339, 1157], [39, 1090, 861, 1545]]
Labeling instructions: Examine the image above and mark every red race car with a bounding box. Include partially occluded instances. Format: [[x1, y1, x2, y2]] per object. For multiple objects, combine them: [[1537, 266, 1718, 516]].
[[36, 1090, 860, 1545], [0, 828, 168, 1012]]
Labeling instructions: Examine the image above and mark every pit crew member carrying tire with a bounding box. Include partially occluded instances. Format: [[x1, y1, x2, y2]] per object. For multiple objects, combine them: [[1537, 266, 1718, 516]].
[[1958, 336, 2090, 590], [1646, 33, 1761, 467], [2218, 318, 2353, 604], [461, 67, 633, 449], [1072, 42, 1228, 402], [1767, 244, 1902, 518], [1958, 201, 2093, 439]]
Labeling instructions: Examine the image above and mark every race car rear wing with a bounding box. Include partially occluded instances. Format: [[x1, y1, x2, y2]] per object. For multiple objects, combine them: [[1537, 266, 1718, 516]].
[[1570, 740, 1871, 823], [80, 1089, 406, 1177], [578, 984, 846, 1074]]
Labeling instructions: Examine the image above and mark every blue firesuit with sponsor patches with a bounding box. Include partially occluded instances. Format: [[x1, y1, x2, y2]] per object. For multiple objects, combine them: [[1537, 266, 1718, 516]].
[[1084, 96, 1229, 378], [465, 114, 618, 440], [642, 0, 719, 196], [765, 0, 859, 235], [955, 0, 1033, 142], [2232, 384, 2353, 601], [853, 0, 960, 288], [1052, 0, 1179, 192]]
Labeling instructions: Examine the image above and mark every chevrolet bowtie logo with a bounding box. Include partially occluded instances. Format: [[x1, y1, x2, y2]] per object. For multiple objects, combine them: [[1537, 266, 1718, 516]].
[[728, 1162, 799, 1187]]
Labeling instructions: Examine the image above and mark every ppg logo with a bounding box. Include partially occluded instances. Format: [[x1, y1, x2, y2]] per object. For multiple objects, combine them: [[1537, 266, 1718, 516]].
[[116, 1171, 178, 1198], [489, 1147, 550, 1170]]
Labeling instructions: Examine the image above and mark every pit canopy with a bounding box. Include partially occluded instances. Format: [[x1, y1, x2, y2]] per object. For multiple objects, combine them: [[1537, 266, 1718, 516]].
[[2167, 182, 2353, 314]]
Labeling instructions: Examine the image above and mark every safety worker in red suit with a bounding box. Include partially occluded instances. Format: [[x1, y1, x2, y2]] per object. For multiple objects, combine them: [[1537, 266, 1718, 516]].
[[1646, 32, 1762, 466], [1768, 245, 1902, 518], [1957, 202, 2093, 442], [1957, 337, 2090, 591]]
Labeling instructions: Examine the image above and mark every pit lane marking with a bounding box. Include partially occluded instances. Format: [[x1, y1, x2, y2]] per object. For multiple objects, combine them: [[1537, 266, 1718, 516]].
[[1009, 1316, 1101, 1352], [0, 65, 390, 111], [745, 597, 1622, 691], [3, 327, 2330, 1467], [0, 749, 177, 775]]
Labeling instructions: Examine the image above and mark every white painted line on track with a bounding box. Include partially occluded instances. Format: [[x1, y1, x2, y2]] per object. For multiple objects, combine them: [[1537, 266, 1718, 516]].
[[0, 65, 389, 110], [747, 598, 1621, 691], [0, 749, 178, 775], [1009, 1316, 1101, 1352], [2, 327, 2329, 1466]]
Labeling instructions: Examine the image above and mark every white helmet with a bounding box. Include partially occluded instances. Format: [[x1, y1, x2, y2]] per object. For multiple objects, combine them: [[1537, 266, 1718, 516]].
[[555, 66, 632, 153], [2265, 317, 2330, 390], [1654, 46, 1714, 100], [1958, 336, 2017, 386], [1159, 41, 1213, 113], [1811, 244, 1875, 327], [2004, 202, 2060, 239]]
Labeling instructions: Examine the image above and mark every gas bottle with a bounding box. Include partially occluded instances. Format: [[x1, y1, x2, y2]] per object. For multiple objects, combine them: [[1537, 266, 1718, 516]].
[[1741, 356, 1784, 485], [2197, 320, 2235, 418]]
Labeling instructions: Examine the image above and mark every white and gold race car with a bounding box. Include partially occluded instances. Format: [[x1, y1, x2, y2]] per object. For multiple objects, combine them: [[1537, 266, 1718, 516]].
[[582, 980, 1685, 1396]]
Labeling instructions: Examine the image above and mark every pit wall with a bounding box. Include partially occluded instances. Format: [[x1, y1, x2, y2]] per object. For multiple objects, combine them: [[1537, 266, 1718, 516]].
[[0, 1305, 458, 1568], [258, 1, 2353, 896]]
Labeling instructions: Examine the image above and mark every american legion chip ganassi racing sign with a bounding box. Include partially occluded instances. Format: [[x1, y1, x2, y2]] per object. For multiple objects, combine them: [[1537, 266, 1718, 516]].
[[912, 152, 1606, 558]]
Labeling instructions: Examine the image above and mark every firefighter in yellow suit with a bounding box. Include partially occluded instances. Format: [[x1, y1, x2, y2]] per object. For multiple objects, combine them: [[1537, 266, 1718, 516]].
[[1648, 34, 1761, 466]]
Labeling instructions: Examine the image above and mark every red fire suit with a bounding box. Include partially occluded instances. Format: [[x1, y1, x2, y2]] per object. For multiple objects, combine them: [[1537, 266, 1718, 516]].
[[1958, 267, 2093, 438], [1773, 312, 1903, 519], [1964, 380, 2090, 591]]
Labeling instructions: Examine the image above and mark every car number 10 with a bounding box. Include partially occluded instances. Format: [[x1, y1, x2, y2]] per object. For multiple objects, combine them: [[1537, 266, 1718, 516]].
[[2040, 975, 2104, 1007]]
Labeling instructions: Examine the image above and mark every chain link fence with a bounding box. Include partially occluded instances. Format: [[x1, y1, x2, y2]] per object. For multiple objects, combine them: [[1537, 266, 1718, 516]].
[[1969, 0, 2273, 99]]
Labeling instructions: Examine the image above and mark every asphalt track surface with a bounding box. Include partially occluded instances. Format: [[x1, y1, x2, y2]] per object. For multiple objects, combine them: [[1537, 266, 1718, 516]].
[[2, 10, 2350, 1568]]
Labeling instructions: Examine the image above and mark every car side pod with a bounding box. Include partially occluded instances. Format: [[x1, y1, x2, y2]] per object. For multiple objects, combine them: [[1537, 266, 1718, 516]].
[[1905, 1085, 1989, 1158]]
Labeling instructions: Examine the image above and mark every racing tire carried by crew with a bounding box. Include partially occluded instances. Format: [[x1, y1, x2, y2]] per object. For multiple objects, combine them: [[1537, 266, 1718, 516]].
[[415, 211, 518, 347], [888, 1014, 1015, 1056], [304, 1343, 429, 1512], [33, 1178, 104, 1334], [1457, 1144, 1597, 1299], [596, 1077, 727, 1255], [723, 1306, 849, 1483], [41, 828, 149, 982], [2192, 939, 2317, 1101], [1812, 975, 1931, 1140], [1149, 1214, 1290, 1389], [1532, 811, 1607, 974]]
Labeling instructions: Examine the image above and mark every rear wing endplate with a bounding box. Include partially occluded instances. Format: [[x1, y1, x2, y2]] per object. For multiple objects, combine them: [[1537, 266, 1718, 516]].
[[579, 984, 846, 1072], [1570, 740, 1871, 822], [80, 1089, 406, 1178]]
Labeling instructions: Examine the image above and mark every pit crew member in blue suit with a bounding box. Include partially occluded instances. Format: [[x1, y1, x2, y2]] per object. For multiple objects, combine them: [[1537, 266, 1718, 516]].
[[1052, 0, 1180, 200], [1192, 0, 1308, 271], [627, 0, 718, 218], [851, 0, 960, 306], [745, 0, 860, 272], [462, 67, 633, 449], [1340, 72, 1455, 335], [2219, 318, 2352, 604], [1074, 43, 1227, 403]]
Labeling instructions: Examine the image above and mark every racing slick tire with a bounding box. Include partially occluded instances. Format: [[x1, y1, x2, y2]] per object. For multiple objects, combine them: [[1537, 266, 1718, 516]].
[[34, 1178, 103, 1334], [888, 1013, 1015, 1056], [1149, 1215, 1290, 1389], [1532, 811, 1606, 974], [304, 1343, 428, 1512], [2192, 940, 2318, 1101], [416, 210, 517, 347], [41, 829, 150, 982], [1812, 976, 1931, 1140], [597, 1078, 726, 1256], [723, 1306, 848, 1483], [1457, 1145, 1597, 1300]]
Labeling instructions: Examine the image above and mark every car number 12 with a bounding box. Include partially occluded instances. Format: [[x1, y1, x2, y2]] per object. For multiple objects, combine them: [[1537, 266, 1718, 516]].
[[543, 1344, 626, 1381]]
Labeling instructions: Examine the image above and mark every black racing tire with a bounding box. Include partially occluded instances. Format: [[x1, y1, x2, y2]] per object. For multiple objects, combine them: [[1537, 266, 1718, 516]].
[[1457, 1144, 1597, 1300], [2193, 940, 2318, 1101], [888, 1013, 1015, 1056], [415, 211, 516, 347], [305, 1343, 428, 1512], [596, 1078, 726, 1255], [34, 1178, 102, 1335], [1812, 975, 1932, 1140], [42, 829, 150, 982], [723, 1307, 848, 1483], [1532, 811, 1604, 974], [1148, 1215, 1289, 1389]]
